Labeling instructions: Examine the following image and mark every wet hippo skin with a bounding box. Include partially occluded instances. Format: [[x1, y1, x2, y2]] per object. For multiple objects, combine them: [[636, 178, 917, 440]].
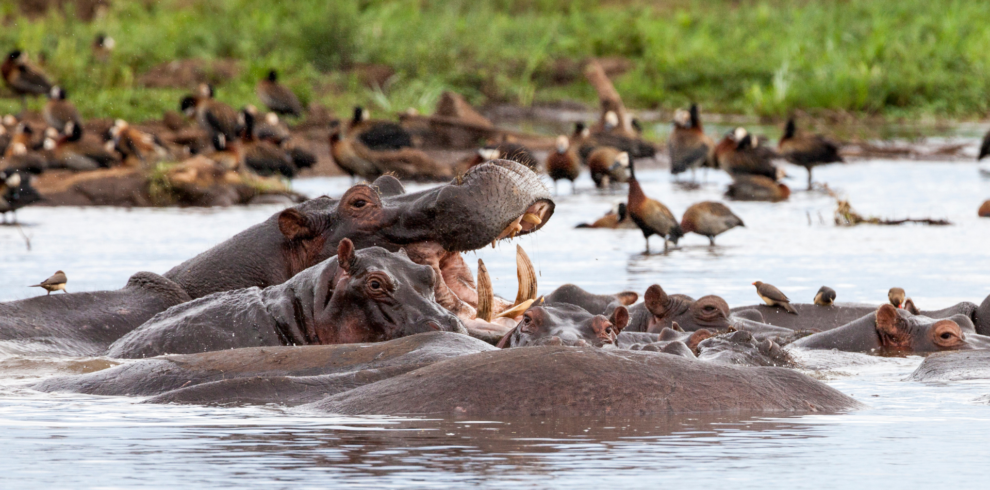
[[908, 350, 990, 382], [312, 346, 862, 416]]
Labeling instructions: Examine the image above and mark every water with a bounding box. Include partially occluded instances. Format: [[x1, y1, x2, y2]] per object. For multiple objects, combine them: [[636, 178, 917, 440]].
[[1, 160, 989, 488]]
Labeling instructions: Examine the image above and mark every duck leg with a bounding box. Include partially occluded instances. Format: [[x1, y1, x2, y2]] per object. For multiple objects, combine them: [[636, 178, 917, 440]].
[[807, 167, 813, 191]]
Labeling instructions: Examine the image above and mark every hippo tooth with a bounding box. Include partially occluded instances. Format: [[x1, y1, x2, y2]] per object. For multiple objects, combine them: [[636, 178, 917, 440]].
[[521, 213, 542, 225], [497, 298, 535, 319], [476, 259, 494, 323], [514, 245, 537, 306]]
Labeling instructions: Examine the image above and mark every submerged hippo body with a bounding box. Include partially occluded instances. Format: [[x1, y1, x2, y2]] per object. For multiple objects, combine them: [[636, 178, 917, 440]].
[[108, 240, 463, 358], [312, 346, 862, 416], [908, 350, 990, 382], [1, 161, 553, 355], [0, 272, 191, 356], [790, 304, 990, 354], [38, 332, 495, 406]]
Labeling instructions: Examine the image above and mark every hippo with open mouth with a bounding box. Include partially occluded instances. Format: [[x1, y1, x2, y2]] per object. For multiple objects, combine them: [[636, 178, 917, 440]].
[[0, 161, 553, 355], [108, 239, 464, 358]]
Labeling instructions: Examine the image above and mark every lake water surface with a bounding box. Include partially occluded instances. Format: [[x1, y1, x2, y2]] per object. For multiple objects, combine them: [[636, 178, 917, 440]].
[[1, 161, 989, 488]]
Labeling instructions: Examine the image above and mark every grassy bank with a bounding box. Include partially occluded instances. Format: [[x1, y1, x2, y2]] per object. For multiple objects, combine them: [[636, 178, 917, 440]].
[[2, 0, 989, 124]]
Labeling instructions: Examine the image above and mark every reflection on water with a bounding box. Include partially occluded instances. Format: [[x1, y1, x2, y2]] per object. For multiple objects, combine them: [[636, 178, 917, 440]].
[[1, 161, 990, 487]]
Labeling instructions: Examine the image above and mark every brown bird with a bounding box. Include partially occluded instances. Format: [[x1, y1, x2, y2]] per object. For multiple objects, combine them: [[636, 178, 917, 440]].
[[777, 118, 843, 190], [329, 125, 448, 181], [669, 104, 715, 181], [1, 50, 52, 115], [348, 106, 412, 150], [979, 130, 990, 161], [587, 146, 629, 188], [30, 270, 67, 295], [715, 127, 781, 180], [725, 174, 791, 202], [256, 69, 302, 117], [109, 119, 168, 165], [575, 202, 635, 229], [680, 201, 744, 246], [626, 159, 683, 253], [813, 286, 836, 306], [180, 85, 241, 141], [979, 200, 990, 218], [43, 86, 81, 133], [44, 122, 120, 170], [92, 33, 115, 61], [238, 109, 297, 177], [546, 135, 580, 193], [753, 281, 797, 314], [888, 288, 906, 308]]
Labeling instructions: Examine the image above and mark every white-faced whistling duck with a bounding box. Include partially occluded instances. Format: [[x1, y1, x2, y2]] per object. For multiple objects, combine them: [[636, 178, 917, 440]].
[[587, 146, 629, 189], [2, 50, 52, 115], [349, 106, 413, 151], [546, 135, 580, 194], [680, 201, 744, 246], [179, 84, 241, 141], [109, 119, 168, 165], [668, 104, 715, 181], [575, 202, 634, 229], [626, 158, 683, 253], [0, 169, 41, 223], [714, 127, 781, 180], [813, 286, 836, 306], [777, 118, 843, 190], [256, 69, 303, 117], [44, 122, 120, 170], [724, 174, 790, 202], [43, 86, 81, 133], [92, 33, 115, 61], [239, 108, 298, 178]]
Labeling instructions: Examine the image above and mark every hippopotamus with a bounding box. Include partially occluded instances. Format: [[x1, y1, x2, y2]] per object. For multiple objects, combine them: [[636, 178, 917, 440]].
[[497, 302, 630, 348], [623, 327, 793, 367], [618, 285, 733, 333], [733, 293, 990, 335], [311, 346, 862, 416], [0, 161, 554, 355], [37, 333, 495, 406], [541, 284, 639, 315], [107, 239, 463, 358], [908, 350, 990, 382], [789, 304, 990, 354]]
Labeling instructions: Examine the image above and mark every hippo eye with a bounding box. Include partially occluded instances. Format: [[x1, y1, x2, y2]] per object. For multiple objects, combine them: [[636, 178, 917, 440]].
[[352, 199, 367, 208], [370, 280, 381, 290], [940, 332, 956, 340], [703, 305, 716, 312]]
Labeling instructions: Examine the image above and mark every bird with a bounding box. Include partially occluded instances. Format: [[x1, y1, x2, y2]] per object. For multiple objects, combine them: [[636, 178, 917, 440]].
[[454, 147, 500, 174], [2, 124, 46, 174], [1, 50, 53, 115], [980, 200, 990, 218], [626, 158, 683, 253], [92, 33, 115, 61], [349, 106, 413, 150], [679, 201, 744, 246], [888, 288, 906, 308], [43, 86, 81, 133], [0, 170, 41, 223], [813, 286, 836, 306], [30, 270, 67, 295], [575, 202, 635, 229], [777, 118, 843, 190], [256, 69, 303, 117], [979, 130, 990, 161], [180, 85, 241, 141], [669, 104, 715, 181], [587, 146, 629, 188], [715, 127, 781, 180], [238, 109, 298, 177], [752, 281, 797, 314], [109, 119, 168, 165], [725, 174, 791, 202], [44, 122, 120, 170], [546, 135, 580, 193]]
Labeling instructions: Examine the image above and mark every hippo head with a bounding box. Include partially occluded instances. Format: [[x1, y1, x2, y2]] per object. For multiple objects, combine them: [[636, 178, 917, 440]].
[[500, 303, 629, 348], [696, 330, 793, 367], [166, 160, 555, 301], [296, 239, 463, 344], [643, 285, 732, 333], [874, 304, 990, 354]]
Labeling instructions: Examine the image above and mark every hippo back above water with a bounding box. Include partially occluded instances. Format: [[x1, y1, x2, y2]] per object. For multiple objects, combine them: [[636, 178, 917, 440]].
[[108, 239, 464, 358]]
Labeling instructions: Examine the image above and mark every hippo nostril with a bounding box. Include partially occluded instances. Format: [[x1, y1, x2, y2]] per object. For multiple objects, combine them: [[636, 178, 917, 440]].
[[427, 321, 442, 331]]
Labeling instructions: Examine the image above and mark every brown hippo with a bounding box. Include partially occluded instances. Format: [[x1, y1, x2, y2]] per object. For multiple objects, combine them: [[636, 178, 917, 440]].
[[789, 304, 990, 354], [496, 302, 630, 348], [312, 346, 862, 416], [624, 326, 794, 367], [107, 239, 463, 358], [0, 161, 554, 355], [541, 283, 639, 315], [618, 284, 733, 333], [37, 332, 495, 406]]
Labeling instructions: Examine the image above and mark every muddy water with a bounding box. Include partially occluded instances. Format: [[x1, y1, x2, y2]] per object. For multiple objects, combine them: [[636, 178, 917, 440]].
[[1, 161, 989, 488]]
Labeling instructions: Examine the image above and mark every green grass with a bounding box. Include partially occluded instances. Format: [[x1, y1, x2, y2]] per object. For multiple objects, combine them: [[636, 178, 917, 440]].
[[2, 0, 989, 123]]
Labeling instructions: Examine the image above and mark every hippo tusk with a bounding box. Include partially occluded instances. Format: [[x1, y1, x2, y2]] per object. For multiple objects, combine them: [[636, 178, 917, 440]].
[[476, 259, 494, 323], [521, 213, 542, 226], [497, 298, 535, 319], [514, 244, 537, 306]]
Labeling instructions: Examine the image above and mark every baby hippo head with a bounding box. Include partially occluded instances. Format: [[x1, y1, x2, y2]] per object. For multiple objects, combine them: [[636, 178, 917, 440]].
[[505, 302, 629, 348], [314, 239, 463, 344]]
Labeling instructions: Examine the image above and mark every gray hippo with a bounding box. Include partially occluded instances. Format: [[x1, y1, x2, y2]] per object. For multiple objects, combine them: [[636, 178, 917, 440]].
[[790, 304, 990, 354], [618, 284, 733, 333], [496, 302, 630, 348], [908, 350, 990, 382], [1, 161, 554, 355], [108, 239, 463, 358]]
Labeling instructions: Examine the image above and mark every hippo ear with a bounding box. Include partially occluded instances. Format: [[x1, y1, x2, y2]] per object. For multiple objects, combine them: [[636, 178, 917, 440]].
[[395, 247, 409, 259], [337, 238, 356, 274], [610, 306, 629, 333], [615, 291, 638, 306], [644, 285, 668, 317], [876, 304, 910, 349], [278, 208, 316, 241]]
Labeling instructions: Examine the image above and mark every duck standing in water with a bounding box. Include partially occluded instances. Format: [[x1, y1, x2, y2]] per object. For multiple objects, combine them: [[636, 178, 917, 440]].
[[679, 201, 744, 246], [715, 127, 781, 180], [668, 104, 715, 182], [777, 118, 843, 190], [626, 159, 682, 253], [546, 135, 580, 194]]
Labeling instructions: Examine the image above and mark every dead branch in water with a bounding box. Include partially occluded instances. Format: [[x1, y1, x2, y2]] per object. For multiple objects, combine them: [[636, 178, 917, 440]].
[[825, 185, 951, 226]]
